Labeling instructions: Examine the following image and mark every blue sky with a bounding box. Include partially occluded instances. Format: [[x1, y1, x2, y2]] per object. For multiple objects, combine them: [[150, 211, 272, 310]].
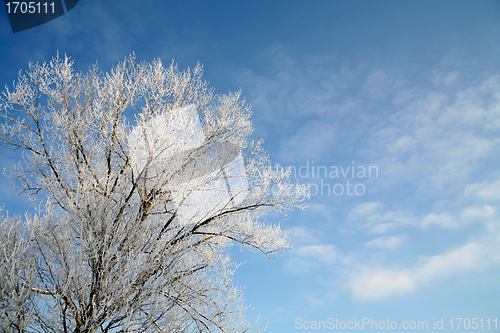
[[1, 1, 500, 331]]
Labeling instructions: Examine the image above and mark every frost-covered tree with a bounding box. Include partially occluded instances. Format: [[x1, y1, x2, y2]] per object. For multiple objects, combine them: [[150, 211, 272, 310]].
[[0, 54, 307, 332]]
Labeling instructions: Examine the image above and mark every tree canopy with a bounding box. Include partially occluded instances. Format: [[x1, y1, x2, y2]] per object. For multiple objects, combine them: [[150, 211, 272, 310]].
[[0, 54, 307, 332]]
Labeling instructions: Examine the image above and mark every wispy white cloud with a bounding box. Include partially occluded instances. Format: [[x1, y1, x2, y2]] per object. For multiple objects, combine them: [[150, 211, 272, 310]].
[[348, 268, 416, 300], [278, 121, 336, 162], [459, 205, 496, 222], [348, 237, 500, 300], [432, 70, 460, 87], [420, 212, 458, 229], [235, 47, 366, 157], [349, 202, 383, 217], [377, 73, 500, 194], [287, 225, 323, 245], [236, 48, 346, 124], [307, 295, 325, 307], [364, 235, 407, 250], [242, 47, 500, 197], [241, 46, 500, 303], [345, 199, 499, 301], [349, 202, 496, 231], [299, 203, 337, 224], [362, 69, 408, 101], [387, 134, 418, 154], [347, 202, 417, 234], [293, 244, 337, 264], [464, 180, 500, 200], [283, 226, 337, 274], [419, 205, 496, 230]]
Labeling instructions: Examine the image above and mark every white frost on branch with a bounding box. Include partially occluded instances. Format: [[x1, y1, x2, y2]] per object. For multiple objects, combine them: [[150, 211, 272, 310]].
[[0, 53, 308, 333], [128, 104, 249, 225]]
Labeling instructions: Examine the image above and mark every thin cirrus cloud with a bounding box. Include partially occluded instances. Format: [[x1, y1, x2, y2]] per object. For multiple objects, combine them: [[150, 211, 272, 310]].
[[379, 74, 500, 183], [277, 121, 337, 162], [344, 200, 499, 300], [464, 180, 500, 200], [349, 202, 496, 231], [347, 202, 417, 234], [237, 48, 500, 303], [284, 200, 499, 300], [348, 238, 500, 300], [240, 49, 500, 192], [364, 235, 408, 250], [283, 226, 338, 274]]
